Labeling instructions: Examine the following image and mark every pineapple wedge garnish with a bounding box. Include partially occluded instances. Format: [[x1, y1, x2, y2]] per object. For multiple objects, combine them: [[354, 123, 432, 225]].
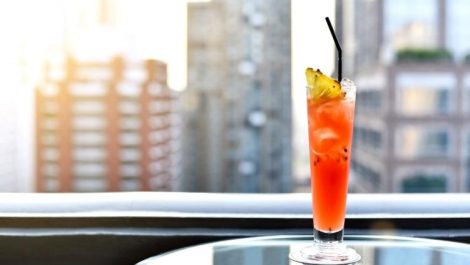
[[305, 68, 343, 101]]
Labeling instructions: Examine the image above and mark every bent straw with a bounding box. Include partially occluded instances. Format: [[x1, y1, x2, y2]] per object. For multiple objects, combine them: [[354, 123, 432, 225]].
[[325, 17, 342, 81]]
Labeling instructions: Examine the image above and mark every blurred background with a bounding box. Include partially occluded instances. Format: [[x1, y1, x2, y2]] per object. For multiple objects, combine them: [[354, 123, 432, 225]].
[[1, 0, 468, 194]]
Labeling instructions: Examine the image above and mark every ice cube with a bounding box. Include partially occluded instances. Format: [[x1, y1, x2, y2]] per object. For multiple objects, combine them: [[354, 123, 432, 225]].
[[315, 100, 340, 122], [311, 127, 339, 154], [341, 78, 356, 101]]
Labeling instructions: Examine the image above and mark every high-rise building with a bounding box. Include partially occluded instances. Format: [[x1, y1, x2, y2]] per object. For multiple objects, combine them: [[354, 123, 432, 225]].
[[36, 56, 179, 192], [182, 0, 292, 192], [337, 0, 470, 193]]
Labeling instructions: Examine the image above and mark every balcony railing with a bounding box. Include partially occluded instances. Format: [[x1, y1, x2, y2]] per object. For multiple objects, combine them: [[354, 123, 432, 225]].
[[0, 192, 469, 265]]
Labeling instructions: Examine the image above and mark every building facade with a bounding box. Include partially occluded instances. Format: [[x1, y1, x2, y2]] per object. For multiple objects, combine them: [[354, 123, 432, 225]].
[[36, 56, 179, 192], [337, 0, 470, 192], [352, 62, 470, 193], [183, 0, 292, 192]]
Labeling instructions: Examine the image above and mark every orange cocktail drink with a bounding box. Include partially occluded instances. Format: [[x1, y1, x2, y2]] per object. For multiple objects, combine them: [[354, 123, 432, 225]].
[[289, 17, 360, 264], [307, 97, 354, 233], [289, 69, 360, 264], [305, 68, 356, 237]]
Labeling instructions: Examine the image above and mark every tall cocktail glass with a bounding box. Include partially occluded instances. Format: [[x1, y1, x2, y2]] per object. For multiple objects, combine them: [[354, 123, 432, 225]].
[[290, 76, 361, 264]]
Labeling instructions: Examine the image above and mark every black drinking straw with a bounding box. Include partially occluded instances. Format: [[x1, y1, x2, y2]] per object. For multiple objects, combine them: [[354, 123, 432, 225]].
[[325, 17, 342, 81]]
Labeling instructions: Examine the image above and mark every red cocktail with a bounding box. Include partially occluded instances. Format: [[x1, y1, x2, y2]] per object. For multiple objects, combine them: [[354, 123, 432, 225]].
[[308, 96, 354, 233], [290, 69, 360, 264]]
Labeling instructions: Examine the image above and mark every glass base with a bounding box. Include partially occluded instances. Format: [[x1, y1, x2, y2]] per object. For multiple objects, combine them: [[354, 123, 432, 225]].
[[289, 230, 361, 264], [289, 245, 360, 264]]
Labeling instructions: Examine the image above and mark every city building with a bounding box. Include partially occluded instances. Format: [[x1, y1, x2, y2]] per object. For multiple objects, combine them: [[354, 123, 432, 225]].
[[182, 0, 292, 192], [36, 56, 179, 192], [337, 0, 470, 192]]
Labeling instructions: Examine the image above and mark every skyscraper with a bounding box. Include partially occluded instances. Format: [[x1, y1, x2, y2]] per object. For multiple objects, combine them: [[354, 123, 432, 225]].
[[182, 0, 292, 192], [337, 0, 470, 193], [36, 56, 179, 192]]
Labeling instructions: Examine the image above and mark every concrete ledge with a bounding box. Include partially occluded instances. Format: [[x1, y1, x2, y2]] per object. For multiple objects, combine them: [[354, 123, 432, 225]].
[[0, 193, 467, 265], [0, 192, 468, 217]]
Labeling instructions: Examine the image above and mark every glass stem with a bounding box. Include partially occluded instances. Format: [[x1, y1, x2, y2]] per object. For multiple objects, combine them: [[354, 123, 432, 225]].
[[314, 228, 343, 244], [313, 228, 346, 254]]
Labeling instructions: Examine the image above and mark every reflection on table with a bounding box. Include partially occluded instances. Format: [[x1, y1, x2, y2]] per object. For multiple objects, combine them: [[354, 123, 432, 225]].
[[137, 235, 470, 265]]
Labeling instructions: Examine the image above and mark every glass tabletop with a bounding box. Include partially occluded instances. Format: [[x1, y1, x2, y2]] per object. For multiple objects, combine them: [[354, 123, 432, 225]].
[[136, 235, 470, 265]]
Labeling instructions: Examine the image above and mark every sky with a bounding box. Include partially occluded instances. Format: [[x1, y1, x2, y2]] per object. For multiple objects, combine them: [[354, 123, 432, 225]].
[[0, 0, 335, 91]]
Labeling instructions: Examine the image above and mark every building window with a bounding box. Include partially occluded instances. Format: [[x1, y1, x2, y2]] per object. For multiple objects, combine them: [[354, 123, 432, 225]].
[[396, 73, 455, 115], [356, 90, 382, 113], [351, 160, 381, 190], [401, 174, 447, 193], [399, 87, 450, 115], [355, 126, 383, 153], [463, 76, 470, 113], [396, 126, 451, 158]]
